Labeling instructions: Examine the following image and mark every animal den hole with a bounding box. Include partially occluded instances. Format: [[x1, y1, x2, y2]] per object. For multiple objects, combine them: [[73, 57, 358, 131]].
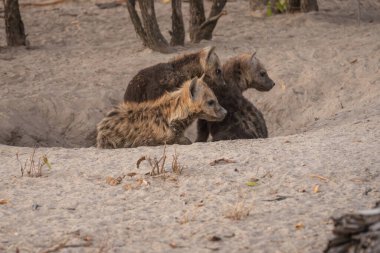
[[0, 85, 346, 148], [0, 86, 276, 147], [1, 80, 362, 148], [0, 96, 107, 148], [0, 108, 271, 148], [0, 91, 328, 148]]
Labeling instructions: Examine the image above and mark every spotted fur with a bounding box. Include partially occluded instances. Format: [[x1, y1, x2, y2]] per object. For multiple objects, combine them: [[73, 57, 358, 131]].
[[196, 52, 275, 142], [123, 46, 225, 103], [97, 78, 226, 149]]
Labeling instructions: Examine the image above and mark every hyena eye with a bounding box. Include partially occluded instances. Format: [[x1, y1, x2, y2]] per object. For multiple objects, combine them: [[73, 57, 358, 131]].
[[260, 70, 266, 77], [216, 68, 222, 75], [207, 100, 216, 106]]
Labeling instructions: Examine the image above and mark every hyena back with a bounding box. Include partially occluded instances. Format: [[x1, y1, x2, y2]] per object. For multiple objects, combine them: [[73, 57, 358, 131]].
[[124, 46, 225, 103]]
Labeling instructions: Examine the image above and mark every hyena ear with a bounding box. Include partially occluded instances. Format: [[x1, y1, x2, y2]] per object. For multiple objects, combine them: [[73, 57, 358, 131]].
[[200, 46, 216, 69], [250, 51, 257, 62], [234, 62, 242, 76], [189, 77, 199, 100]]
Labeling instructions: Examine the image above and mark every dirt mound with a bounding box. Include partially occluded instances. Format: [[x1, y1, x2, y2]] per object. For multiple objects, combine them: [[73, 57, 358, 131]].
[[0, 0, 379, 147]]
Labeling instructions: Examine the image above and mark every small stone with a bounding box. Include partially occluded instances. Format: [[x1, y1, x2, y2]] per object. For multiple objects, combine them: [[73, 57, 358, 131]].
[[208, 235, 222, 242], [32, 204, 41, 210]]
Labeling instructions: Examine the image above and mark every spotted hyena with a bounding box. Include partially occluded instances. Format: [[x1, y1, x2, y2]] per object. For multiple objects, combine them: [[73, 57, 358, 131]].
[[196, 52, 275, 142], [97, 77, 227, 148]]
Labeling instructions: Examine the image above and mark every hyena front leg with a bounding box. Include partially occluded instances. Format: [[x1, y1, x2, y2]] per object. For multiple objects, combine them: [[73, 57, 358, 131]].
[[175, 136, 192, 145], [195, 119, 209, 142]]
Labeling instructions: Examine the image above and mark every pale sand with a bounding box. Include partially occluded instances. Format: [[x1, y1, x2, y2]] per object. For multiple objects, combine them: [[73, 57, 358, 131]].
[[0, 0, 380, 252]]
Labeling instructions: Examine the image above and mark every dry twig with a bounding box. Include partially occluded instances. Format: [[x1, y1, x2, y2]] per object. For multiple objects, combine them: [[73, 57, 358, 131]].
[[16, 147, 50, 177], [20, 0, 67, 7], [210, 158, 236, 166], [171, 149, 184, 175], [310, 174, 329, 182]]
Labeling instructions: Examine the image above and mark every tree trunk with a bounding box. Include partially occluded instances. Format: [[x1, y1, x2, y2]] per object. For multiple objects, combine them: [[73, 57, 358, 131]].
[[4, 0, 27, 46], [126, 0, 173, 53], [189, 0, 227, 43], [288, 0, 318, 13], [300, 0, 318, 12], [126, 0, 148, 45], [170, 0, 185, 46], [189, 0, 206, 43], [203, 0, 227, 40], [287, 0, 300, 13]]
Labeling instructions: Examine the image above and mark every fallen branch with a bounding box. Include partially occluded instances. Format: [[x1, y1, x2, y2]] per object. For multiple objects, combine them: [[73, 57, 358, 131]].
[[20, 0, 66, 7], [324, 207, 380, 253], [41, 238, 70, 253]]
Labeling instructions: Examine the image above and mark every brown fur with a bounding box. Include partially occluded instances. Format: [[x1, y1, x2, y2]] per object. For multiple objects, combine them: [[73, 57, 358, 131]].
[[196, 52, 275, 142], [123, 46, 225, 103], [97, 78, 227, 149]]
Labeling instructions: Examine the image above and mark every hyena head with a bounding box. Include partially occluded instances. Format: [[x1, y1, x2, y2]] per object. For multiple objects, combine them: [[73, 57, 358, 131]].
[[186, 76, 227, 122], [235, 52, 275, 92], [199, 46, 226, 88]]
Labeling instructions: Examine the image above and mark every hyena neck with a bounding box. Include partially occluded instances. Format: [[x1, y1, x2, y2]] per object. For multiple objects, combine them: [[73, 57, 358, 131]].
[[171, 53, 204, 79], [223, 58, 247, 93], [161, 93, 197, 136], [169, 114, 196, 136]]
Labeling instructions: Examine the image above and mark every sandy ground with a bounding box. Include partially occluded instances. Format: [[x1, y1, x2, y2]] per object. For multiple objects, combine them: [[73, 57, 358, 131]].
[[0, 0, 380, 252]]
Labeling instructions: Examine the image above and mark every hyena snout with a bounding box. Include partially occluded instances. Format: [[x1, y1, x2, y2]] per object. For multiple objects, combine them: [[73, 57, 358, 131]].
[[262, 69, 276, 90], [215, 105, 227, 121], [201, 100, 227, 122], [255, 72, 275, 91], [265, 78, 275, 90]]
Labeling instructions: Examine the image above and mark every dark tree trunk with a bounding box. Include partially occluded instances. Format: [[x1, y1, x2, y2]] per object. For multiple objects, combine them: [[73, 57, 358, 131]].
[[189, 0, 227, 43], [287, 0, 300, 13], [4, 0, 27, 46], [189, 0, 206, 43], [300, 0, 318, 12], [203, 0, 227, 40], [126, 0, 173, 53], [288, 0, 318, 13], [170, 0, 185, 46], [126, 0, 148, 45]]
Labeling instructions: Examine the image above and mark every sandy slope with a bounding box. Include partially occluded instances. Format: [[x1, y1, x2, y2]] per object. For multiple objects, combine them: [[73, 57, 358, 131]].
[[0, 116, 379, 252], [0, 0, 380, 252]]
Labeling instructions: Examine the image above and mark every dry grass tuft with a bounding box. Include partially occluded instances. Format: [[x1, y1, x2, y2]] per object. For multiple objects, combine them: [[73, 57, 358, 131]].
[[137, 146, 167, 176], [137, 146, 185, 177], [16, 147, 51, 177], [171, 149, 185, 175], [224, 202, 250, 220]]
